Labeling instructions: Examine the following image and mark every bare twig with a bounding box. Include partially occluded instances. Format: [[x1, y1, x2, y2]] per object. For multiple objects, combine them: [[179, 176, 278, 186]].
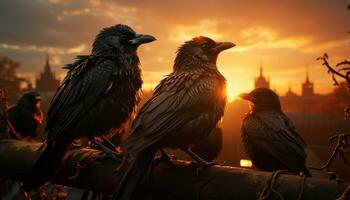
[[318, 54, 350, 118], [336, 60, 350, 67], [310, 133, 350, 171], [337, 184, 350, 200], [319, 5, 350, 118], [317, 54, 350, 86], [258, 170, 288, 200]]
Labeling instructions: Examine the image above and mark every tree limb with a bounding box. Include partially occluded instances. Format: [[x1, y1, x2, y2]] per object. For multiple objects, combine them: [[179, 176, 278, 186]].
[[317, 54, 350, 86], [0, 139, 348, 200]]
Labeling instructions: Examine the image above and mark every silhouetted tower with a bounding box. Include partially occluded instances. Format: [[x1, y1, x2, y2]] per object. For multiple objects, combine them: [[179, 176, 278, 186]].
[[254, 63, 270, 89], [286, 83, 297, 97], [36, 54, 60, 93], [302, 71, 314, 96]]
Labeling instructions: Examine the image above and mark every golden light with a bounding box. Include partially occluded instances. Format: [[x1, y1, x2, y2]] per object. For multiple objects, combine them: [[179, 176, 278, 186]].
[[240, 159, 253, 168], [222, 73, 253, 102], [217, 56, 255, 102], [169, 20, 223, 43], [226, 83, 239, 101]]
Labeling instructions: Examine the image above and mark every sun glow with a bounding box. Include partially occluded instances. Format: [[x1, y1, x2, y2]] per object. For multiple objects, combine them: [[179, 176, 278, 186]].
[[218, 59, 255, 102], [225, 81, 253, 102], [226, 83, 238, 102]]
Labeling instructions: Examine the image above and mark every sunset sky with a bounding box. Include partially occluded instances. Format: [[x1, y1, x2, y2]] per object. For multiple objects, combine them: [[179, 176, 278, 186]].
[[0, 0, 349, 100]]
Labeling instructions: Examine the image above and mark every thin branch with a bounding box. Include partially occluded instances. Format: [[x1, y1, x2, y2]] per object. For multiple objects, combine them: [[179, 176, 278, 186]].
[[318, 54, 350, 85], [310, 133, 350, 171], [336, 60, 350, 67]]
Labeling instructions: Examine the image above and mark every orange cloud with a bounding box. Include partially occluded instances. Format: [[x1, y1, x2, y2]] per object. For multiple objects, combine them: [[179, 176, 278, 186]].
[[0, 0, 349, 98]]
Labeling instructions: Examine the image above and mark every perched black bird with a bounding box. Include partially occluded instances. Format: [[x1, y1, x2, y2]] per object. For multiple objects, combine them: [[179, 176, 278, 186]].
[[22, 24, 156, 191], [191, 126, 223, 162], [240, 87, 311, 176], [7, 91, 43, 139], [114, 36, 234, 199]]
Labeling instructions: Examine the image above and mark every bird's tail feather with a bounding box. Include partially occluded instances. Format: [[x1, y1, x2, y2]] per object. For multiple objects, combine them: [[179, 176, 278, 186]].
[[113, 149, 156, 200], [22, 139, 72, 192]]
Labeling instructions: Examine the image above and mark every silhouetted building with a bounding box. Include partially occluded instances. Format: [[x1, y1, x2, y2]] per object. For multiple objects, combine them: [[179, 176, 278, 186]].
[[36, 54, 60, 93], [285, 84, 297, 97], [251, 65, 325, 113], [280, 71, 328, 113], [302, 72, 314, 96], [254, 65, 270, 89]]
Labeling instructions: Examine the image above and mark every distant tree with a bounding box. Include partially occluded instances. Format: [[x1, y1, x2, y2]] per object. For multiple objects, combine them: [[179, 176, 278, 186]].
[[0, 56, 29, 103], [0, 56, 20, 80]]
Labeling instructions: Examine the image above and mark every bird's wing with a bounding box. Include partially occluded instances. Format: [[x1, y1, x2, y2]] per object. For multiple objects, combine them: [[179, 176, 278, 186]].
[[281, 113, 307, 148], [122, 69, 224, 153], [242, 113, 307, 169], [45, 57, 114, 141], [191, 127, 223, 161]]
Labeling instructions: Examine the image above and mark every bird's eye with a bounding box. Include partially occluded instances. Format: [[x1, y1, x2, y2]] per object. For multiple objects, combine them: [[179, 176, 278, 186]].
[[201, 43, 209, 48]]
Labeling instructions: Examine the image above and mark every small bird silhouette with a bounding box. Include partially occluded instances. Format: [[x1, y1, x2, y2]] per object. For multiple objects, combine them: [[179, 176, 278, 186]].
[[7, 91, 43, 139], [240, 87, 311, 176], [114, 36, 234, 200], [22, 24, 156, 191]]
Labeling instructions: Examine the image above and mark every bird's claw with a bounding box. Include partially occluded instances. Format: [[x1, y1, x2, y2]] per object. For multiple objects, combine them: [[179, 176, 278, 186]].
[[191, 159, 223, 167], [90, 137, 123, 161], [218, 160, 226, 166], [189, 161, 218, 176], [155, 153, 177, 163]]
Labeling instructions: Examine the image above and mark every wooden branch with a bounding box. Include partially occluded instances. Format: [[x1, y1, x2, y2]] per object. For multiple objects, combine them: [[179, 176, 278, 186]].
[[0, 139, 349, 200], [336, 60, 350, 68], [317, 54, 350, 86]]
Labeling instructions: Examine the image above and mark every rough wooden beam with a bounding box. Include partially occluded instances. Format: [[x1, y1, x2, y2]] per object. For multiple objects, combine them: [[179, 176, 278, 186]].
[[0, 139, 348, 200]]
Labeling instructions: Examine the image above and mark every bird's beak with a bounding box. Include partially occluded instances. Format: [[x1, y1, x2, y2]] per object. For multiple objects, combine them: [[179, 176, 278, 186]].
[[212, 42, 235, 53], [239, 93, 252, 101], [129, 34, 156, 45]]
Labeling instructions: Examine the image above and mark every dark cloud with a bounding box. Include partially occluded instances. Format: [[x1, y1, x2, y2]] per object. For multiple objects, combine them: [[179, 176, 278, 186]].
[[0, 0, 349, 97], [0, 0, 119, 47]]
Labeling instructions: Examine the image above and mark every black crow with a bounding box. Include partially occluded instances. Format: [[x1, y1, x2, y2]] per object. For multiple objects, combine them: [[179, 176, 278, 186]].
[[240, 87, 311, 176], [22, 24, 156, 191], [114, 36, 234, 199], [7, 91, 43, 139], [191, 126, 223, 162]]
